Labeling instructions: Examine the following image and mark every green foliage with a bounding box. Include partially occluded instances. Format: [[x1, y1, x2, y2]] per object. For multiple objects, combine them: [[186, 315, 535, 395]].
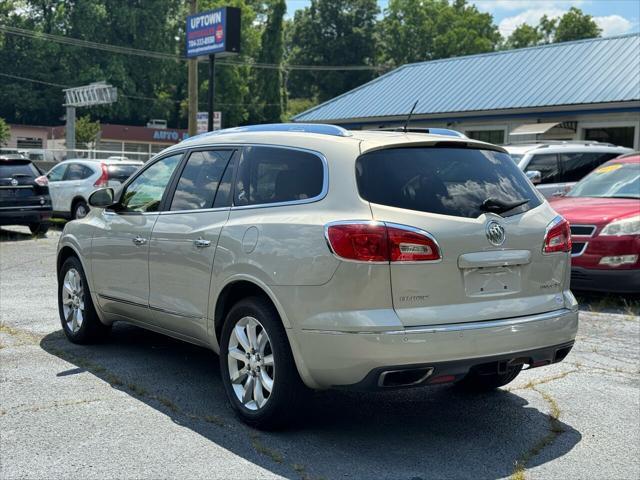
[[287, 0, 379, 102], [380, 0, 501, 66], [505, 7, 601, 50], [0, 117, 9, 146], [249, 0, 287, 124], [74, 115, 101, 146], [504, 24, 543, 50], [285, 97, 318, 121]]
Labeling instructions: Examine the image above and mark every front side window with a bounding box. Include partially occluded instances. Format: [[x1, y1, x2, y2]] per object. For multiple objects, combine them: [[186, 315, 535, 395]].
[[526, 154, 561, 184], [120, 154, 181, 213], [356, 147, 542, 219], [234, 146, 324, 206], [47, 164, 67, 181], [559, 152, 620, 182], [170, 150, 234, 211]]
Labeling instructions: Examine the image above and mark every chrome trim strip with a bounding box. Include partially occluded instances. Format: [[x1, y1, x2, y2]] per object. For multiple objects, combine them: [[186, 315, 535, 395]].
[[159, 206, 229, 215], [98, 294, 202, 319], [0, 205, 49, 210], [0, 185, 32, 189], [302, 308, 573, 335]]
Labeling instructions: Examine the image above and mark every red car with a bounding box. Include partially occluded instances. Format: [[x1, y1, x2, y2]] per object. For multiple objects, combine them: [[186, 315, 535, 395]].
[[550, 153, 640, 294]]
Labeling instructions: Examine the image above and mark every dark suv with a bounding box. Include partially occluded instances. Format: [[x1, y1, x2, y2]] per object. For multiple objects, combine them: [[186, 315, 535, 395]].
[[0, 155, 52, 234]]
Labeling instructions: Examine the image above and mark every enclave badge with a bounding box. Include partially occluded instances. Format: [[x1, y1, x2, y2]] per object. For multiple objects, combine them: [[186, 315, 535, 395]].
[[486, 220, 506, 246]]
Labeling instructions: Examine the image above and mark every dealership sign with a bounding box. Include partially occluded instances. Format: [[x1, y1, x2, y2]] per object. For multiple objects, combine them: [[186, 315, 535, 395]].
[[186, 7, 241, 58]]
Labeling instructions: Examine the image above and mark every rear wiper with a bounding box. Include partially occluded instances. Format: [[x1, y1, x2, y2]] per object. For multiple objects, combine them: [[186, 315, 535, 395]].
[[480, 197, 529, 215]]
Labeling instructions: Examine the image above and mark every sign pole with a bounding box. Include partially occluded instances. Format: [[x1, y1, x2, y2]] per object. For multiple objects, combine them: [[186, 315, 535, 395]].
[[187, 0, 198, 137], [65, 106, 76, 151], [208, 54, 215, 132]]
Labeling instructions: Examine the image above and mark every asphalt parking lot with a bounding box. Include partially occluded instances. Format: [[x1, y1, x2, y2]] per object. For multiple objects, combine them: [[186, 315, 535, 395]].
[[1, 226, 639, 480]]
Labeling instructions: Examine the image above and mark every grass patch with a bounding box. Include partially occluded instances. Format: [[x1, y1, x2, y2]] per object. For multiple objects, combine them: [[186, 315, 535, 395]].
[[251, 433, 284, 464]]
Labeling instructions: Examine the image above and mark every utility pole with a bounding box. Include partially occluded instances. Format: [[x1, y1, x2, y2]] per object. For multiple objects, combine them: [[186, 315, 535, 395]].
[[207, 54, 215, 132], [187, 0, 198, 137]]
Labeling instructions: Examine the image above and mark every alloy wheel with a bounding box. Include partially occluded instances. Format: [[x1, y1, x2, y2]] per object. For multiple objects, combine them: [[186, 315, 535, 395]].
[[227, 316, 275, 411], [61, 268, 85, 333]]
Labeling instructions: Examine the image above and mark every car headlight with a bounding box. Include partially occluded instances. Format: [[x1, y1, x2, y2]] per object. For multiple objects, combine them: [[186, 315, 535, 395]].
[[600, 215, 640, 236]]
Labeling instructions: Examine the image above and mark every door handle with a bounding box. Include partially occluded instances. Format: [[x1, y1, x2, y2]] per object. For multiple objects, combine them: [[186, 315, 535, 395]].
[[132, 236, 147, 246], [194, 238, 211, 248]]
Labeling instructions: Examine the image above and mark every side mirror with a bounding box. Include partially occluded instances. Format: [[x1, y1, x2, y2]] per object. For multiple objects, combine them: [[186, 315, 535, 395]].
[[526, 170, 542, 185], [88, 187, 116, 208]]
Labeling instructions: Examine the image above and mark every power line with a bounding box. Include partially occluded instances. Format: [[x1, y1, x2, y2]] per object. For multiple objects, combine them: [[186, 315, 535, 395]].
[[0, 72, 285, 107], [0, 24, 384, 72]]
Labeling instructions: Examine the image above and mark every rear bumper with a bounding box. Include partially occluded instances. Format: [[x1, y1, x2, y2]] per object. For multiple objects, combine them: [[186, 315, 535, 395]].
[[0, 207, 52, 226], [571, 266, 640, 294], [293, 308, 579, 389]]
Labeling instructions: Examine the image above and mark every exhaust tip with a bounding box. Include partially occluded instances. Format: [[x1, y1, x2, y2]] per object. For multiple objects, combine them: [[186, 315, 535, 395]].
[[378, 367, 434, 387]]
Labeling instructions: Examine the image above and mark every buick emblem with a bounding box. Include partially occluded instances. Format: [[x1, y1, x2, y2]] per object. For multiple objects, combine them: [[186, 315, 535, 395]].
[[10, 178, 18, 186], [486, 220, 506, 246]]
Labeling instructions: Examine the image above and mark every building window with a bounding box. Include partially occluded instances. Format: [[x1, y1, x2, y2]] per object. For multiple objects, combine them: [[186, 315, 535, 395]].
[[16, 137, 43, 149], [466, 130, 505, 145], [584, 126, 634, 148]]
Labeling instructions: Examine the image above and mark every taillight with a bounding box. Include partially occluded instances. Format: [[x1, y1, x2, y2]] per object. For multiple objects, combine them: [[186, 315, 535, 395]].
[[543, 216, 571, 254], [94, 163, 109, 187], [34, 175, 48, 186], [325, 221, 441, 263]]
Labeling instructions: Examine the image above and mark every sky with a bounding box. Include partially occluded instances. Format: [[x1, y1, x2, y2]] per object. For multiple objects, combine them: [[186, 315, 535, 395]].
[[285, 0, 640, 38]]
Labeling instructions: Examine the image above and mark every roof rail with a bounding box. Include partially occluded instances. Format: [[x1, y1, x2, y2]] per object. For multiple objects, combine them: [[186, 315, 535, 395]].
[[378, 127, 467, 138], [183, 123, 352, 142], [503, 140, 616, 147]]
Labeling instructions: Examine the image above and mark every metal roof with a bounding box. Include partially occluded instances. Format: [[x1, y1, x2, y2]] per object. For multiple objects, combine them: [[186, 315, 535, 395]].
[[294, 34, 640, 123]]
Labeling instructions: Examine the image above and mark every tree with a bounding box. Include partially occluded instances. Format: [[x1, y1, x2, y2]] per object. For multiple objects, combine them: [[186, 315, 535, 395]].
[[287, 0, 379, 102], [249, 0, 287, 124], [74, 115, 101, 147], [505, 8, 601, 49], [554, 7, 601, 43], [0, 117, 9, 146], [504, 24, 542, 50], [379, 0, 501, 66]]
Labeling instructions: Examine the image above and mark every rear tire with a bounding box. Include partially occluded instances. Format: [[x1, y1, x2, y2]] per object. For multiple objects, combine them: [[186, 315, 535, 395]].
[[58, 256, 111, 344], [72, 200, 89, 220], [456, 365, 523, 392], [29, 223, 49, 235], [219, 296, 307, 430]]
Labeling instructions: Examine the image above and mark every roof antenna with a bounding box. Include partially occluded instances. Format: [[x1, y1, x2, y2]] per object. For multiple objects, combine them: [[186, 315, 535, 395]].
[[403, 100, 419, 133]]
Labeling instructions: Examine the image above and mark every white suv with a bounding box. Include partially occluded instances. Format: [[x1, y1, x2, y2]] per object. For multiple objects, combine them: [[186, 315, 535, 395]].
[[46, 158, 142, 219], [505, 141, 632, 198], [56, 124, 579, 428]]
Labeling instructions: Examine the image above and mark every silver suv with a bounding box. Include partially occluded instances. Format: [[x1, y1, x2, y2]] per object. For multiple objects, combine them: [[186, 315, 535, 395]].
[[504, 141, 632, 198], [57, 124, 579, 428]]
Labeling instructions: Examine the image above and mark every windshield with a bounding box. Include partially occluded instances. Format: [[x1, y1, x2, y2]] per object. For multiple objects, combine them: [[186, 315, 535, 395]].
[[356, 147, 542, 218], [567, 162, 640, 199]]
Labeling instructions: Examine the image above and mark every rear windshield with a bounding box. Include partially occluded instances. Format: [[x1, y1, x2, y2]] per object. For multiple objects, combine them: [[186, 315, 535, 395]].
[[0, 161, 38, 178], [356, 147, 542, 218], [108, 164, 140, 183]]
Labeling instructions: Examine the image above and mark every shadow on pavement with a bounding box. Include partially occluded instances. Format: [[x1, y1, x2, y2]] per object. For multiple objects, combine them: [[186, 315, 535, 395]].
[[0, 223, 64, 242], [40, 324, 581, 479]]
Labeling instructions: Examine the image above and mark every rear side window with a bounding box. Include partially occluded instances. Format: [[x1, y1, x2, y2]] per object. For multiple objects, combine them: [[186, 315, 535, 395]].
[[559, 152, 620, 182], [47, 164, 67, 181], [170, 150, 234, 211], [64, 163, 94, 181], [356, 147, 542, 218], [108, 164, 140, 183], [0, 161, 39, 178], [526, 154, 560, 183], [234, 146, 324, 206]]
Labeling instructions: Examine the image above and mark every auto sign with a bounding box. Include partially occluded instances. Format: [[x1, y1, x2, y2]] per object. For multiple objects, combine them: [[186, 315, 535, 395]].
[[186, 7, 241, 58]]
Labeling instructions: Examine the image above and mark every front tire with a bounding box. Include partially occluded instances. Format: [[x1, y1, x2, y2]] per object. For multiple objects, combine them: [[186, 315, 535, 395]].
[[455, 365, 523, 392], [58, 256, 110, 344], [219, 297, 307, 429]]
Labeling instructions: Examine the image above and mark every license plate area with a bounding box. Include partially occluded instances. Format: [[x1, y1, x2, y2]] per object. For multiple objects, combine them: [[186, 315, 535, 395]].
[[463, 266, 522, 297]]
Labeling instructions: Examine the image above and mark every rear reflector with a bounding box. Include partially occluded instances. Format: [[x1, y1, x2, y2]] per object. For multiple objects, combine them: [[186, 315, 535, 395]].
[[325, 222, 441, 263], [543, 216, 571, 254]]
